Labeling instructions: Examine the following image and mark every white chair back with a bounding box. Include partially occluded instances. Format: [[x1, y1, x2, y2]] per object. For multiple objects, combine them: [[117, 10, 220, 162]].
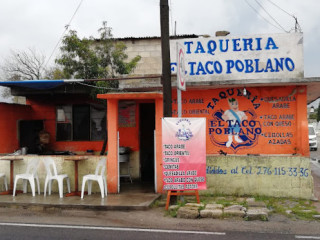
[[94, 157, 106, 176], [42, 157, 58, 177], [25, 159, 40, 175]]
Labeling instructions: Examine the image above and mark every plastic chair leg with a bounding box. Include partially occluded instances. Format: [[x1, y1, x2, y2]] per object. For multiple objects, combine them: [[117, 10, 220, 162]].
[[44, 178, 49, 197], [23, 179, 27, 193], [97, 178, 104, 198], [48, 180, 52, 195], [36, 177, 40, 195], [103, 178, 107, 196], [88, 180, 92, 195], [13, 177, 19, 196], [58, 180, 64, 198], [81, 178, 87, 199], [29, 178, 36, 197]]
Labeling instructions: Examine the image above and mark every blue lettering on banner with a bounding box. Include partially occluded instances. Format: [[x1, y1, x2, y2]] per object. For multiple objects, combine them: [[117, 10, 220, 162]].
[[183, 37, 278, 55]]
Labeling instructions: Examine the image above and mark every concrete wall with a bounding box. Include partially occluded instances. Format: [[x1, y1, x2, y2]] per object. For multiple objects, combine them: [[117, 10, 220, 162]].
[[122, 38, 162, 75], [205, 155, 314, 199]]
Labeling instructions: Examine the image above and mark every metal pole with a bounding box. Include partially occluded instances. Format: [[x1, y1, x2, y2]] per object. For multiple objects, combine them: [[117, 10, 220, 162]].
[[177, 89, 182, 118], [177, 42, 182, 118], [160, 0, 172, 117]]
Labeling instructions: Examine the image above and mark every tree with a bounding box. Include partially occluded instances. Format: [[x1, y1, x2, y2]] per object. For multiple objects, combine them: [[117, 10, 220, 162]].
[[1, 48, 46, 80], [55, 21, 141, 91]]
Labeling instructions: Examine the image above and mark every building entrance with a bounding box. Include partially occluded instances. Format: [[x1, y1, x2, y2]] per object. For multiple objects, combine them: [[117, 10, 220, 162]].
[[139, 103, 155, 184]]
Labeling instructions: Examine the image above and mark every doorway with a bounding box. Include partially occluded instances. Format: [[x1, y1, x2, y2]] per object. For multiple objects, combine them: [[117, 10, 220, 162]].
[[19, 120, 44, 154], [139, 103, 155, 184]]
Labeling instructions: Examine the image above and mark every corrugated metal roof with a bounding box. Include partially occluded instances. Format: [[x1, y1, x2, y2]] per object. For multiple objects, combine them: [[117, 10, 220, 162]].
[[94, 34, 201, 42]]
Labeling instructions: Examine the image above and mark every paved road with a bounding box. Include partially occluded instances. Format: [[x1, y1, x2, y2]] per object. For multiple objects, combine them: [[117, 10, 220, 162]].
[[0, 222, 319, 240]]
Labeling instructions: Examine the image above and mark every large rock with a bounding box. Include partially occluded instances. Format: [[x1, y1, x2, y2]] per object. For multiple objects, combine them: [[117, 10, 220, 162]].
[[177, 206, 199, 219], [200, 209, 223, 218]]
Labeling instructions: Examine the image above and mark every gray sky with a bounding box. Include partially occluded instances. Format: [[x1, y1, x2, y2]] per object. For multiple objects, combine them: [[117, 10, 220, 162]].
[[0, 0, 319, 78]]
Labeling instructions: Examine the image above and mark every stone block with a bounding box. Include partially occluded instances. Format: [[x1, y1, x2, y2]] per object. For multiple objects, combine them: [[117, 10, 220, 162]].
[[224, 209, 246, 217], [224, 205, 246, 212], [185, 203, 204, 208], [246, 198, 255, 203], [246, 208, 269, 221], [224, 205, 246, 217], [177, 207, 199, 219], [205, 203, 223, 210], [168, 205, 179, 211], [200, 209, 223, 218], [249, 207, 271, 213], [247, 201, 267, 208]]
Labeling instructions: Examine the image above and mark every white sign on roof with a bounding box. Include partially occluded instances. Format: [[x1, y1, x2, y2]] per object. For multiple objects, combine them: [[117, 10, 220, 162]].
[[170, 33, 303, 82]]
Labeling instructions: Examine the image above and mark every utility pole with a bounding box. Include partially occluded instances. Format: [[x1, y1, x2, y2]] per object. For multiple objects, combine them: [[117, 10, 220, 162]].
[[160, 0, 172, 117]]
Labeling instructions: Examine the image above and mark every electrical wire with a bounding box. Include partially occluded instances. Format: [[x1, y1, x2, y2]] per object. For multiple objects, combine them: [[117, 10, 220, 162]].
[[254, 0, 289, 32], [76, 81, 122, 90], [244, 0, 284, 32], [44, 0, 84, 70], [266, 0, 294, 17], [266, 0, 302, 33]]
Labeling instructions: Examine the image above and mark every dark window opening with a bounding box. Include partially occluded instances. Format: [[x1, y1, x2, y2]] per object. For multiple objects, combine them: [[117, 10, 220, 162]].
[[56, 104, 106, 141], [73, 105, 90, 140]]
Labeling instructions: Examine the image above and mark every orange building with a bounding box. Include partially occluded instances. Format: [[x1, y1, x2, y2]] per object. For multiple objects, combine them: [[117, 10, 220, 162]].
[[0, 33, 319, 199]]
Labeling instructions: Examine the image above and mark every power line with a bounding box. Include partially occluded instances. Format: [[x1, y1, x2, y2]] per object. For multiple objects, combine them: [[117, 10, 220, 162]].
[[44, 0, 84, 70], [254, 0, 289, 32], [266, 0, 302, 33], [244, 0, 284, 32], [266, 0, 294, 17]]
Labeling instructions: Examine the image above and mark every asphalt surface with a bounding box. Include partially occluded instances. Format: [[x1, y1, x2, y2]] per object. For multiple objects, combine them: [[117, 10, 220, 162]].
[[0, 222, 317, 240]]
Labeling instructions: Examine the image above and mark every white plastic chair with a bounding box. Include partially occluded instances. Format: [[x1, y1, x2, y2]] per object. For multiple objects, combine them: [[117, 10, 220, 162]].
[[81, 157, 107, 199], [0, 173, 8, 191], [43, 157, 70, 198], [13, 159, 40, 197]]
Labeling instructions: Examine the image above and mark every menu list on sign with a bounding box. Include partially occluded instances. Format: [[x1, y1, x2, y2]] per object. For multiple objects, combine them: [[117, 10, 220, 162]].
[[162, 143, 204, 190], [260, 95, 296, 145]]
